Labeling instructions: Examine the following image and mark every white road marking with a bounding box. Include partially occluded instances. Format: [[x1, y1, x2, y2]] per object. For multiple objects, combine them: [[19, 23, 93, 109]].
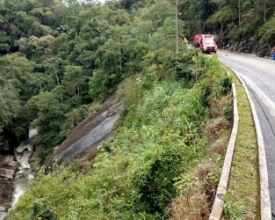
[[234, 70, 275, 115]]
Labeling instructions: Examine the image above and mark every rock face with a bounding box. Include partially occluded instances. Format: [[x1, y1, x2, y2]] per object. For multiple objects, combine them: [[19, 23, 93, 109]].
[[0, 155, 17, 220], [48, 95, 123, 166], [0, 128, 37, 220], [219, 35, 272, 57], [12, 142, 34, 207]]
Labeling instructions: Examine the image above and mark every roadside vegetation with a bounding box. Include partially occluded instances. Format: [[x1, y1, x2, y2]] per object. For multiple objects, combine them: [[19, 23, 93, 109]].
[[223, 68, 259, 219], [1, 0, 263, 219]]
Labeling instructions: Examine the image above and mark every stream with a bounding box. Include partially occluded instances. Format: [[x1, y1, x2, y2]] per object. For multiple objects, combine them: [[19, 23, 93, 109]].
[[0, 128, 37, 220], [0, 96, 121, 219]]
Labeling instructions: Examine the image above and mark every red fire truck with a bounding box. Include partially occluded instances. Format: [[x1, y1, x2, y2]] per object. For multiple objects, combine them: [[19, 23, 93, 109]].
[[193, 34, 217, 53]]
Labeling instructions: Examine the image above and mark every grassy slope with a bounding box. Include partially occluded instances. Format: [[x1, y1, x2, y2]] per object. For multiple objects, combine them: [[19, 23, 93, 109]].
[[223, 68, 260, 219]]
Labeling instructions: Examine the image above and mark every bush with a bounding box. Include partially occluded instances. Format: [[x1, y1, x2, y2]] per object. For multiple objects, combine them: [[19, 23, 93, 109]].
[[217, 75, 232, 94], [30, 199, 58, 220], [223, 201, 245, 219]]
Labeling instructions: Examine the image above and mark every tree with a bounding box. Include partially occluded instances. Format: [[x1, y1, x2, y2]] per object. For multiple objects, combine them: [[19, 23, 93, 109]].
[[26, 91, 68, 146], [0, 83, 24, 152], [41, 56, 65, 86], [62, 65, 89, 107]]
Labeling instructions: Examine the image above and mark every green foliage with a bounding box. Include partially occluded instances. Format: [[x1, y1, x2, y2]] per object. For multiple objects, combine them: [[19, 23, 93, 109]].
[[217, 74, 232, 94], [131, 143, 186, 214], [206, 6, 235, 26], [258, 16, 275, 41], [227, 23, 255, 41], [0, 42, 10, 53], [135, 42, 149, 57], [30, 198, 58, 220], [0, 107, 27, 153], [88, 69, 108, 101], [170, 49, 206, 81], [0, 1, 233, 219], [6, 52, 231, 219], [223, 68, 259, 219], [181, 0, 275, 47], [223, 201, 245, 220], [173, 173, 202, 211], [60, 105, 89, 137], [26, 91, 69, 147]]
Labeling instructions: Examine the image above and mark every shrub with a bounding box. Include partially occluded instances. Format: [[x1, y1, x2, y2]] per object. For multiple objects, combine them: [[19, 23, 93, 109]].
[[30, 198, 58, 220], [217, 75, 232, 95], [223, 201, 245, 219]]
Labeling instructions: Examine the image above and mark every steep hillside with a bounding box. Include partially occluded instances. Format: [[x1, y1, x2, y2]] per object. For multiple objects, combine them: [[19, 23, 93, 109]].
[[6, 54, 233, 219]]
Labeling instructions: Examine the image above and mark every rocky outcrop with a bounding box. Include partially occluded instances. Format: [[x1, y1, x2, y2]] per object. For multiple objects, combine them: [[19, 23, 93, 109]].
[[0, 155, 17, 220], [220, 36, 272, 57], [0, 128, 37, 220], [47, 94, 123, 166]]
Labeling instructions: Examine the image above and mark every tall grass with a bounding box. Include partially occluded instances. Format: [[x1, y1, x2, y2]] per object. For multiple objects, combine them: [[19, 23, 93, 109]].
[[223, 68, 259, 220]]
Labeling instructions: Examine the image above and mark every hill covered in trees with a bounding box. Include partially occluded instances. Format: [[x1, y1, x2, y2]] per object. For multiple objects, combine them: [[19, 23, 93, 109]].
[[1, 0, 274, 155], [0, 0, 163, 156]]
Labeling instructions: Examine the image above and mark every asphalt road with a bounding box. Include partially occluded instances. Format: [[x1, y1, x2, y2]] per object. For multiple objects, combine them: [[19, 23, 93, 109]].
[[217, 50, 275, 218]]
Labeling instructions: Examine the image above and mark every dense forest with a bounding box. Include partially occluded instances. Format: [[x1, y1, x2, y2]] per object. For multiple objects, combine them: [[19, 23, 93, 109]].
[[0, 0, 158, 155], [1, 0, 275, 155], [0, 0, 271, 219]]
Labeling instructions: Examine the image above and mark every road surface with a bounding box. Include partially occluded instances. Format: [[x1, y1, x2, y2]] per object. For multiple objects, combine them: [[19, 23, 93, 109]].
[[217, 50, 275, 218]]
